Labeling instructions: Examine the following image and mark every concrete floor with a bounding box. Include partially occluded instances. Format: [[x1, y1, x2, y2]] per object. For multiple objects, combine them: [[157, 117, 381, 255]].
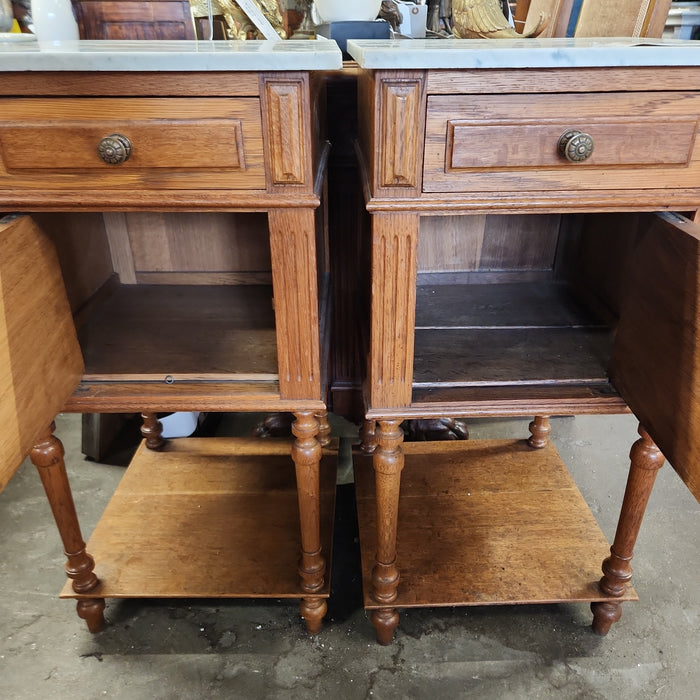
[[0, 412, 698, 699]]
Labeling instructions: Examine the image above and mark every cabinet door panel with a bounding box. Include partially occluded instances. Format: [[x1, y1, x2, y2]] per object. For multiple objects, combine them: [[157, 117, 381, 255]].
[[0, 215, 83, 492], [611, 212, 700, 501]]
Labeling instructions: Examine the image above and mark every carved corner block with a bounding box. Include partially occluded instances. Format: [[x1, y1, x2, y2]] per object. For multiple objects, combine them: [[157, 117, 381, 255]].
[[260, 74, 311, 188], [377, 75, 426, 192]]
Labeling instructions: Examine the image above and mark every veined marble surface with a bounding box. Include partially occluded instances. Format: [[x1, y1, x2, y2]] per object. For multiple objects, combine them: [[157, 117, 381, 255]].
[[0, 38, 342, 71], [346, 37, 700, 69]]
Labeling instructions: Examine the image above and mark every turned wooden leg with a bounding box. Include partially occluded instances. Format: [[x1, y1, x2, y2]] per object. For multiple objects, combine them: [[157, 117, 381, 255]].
[[360, 419, 377, 454], [591, 424, 665, 635], [30, 423, 105, 633], [140, 412, 165, 451], [528, 416, 551, 449], [371, 419, 404, 645], [292, 411, 327, 634], [315, 409, 332, 447]]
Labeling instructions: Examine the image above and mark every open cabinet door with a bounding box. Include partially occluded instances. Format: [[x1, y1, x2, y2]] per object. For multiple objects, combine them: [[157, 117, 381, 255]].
[[0, 215, 84, 492], [611, 212, 700, 501]]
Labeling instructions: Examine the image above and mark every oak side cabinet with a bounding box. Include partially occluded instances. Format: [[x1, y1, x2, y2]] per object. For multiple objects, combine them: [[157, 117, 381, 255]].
[[347, 39, 700, 644], [0, 40, 342, 634]]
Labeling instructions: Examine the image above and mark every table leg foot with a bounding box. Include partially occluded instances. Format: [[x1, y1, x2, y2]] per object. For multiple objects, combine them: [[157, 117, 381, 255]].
[[300, 597, 327, 635], [528, 416, 551, 449], [140, 413, 164, 451], [372, 608, 400, 645], [590, 600, 622, 636], [77, 598, 106, 633]]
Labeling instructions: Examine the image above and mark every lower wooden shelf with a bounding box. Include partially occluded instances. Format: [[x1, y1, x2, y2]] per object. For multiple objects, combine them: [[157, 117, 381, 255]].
[[354, 439, 637, 609], [61, 437, 337, 601]]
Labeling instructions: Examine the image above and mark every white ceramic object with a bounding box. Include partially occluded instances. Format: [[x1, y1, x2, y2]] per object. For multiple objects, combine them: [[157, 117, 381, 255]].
[[30, 0, 79, 42], [160, 412, 201, 439], [314, 0, 382, 23]]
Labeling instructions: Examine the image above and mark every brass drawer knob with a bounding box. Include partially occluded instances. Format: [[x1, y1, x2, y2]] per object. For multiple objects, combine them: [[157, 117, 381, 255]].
[[558, 129, 594, 163], [97, 133, 132, 165]]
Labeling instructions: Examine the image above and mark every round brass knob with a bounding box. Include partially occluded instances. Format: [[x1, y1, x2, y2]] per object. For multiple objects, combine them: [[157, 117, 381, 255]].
[[558, 129, 594, 163], [97, 134, 132, 165]]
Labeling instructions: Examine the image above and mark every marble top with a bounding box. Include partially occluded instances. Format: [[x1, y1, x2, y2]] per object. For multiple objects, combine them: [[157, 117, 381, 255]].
[[0, 38, 343, 71], [346, 38, 700, 69]]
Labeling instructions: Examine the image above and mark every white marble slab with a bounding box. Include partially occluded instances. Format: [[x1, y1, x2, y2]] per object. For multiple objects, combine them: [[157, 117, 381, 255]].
[[346, 37, 700, 69], [0, 39, 342, 71]]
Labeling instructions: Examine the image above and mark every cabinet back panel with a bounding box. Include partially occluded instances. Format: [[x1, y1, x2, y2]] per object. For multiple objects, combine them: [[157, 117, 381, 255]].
[[418, 215, 561, 273], [104, 212, 273, 286]]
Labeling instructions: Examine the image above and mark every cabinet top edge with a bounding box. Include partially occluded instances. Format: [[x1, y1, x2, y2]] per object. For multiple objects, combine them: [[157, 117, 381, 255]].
[[346, 38, 700, 70], [0, 39, 343, 72]]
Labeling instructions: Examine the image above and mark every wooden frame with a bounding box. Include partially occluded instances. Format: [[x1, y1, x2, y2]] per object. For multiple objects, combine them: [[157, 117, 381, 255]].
[[520, 0, 672, 37]]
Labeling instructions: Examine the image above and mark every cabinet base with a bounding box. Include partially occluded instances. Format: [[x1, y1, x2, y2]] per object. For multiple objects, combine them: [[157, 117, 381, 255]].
[[61, 437, 337, 601], [354, 439, 637, 609]]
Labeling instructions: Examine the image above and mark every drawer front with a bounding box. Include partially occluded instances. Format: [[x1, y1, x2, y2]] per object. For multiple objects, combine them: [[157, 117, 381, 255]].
[[424, 92, 700, 193], [0, 98, 266, 191]]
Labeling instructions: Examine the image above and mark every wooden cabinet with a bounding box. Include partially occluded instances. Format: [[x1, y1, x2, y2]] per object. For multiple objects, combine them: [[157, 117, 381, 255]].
[[352, 60, 700, 644], [73, 0, 197, 40], [0, 63, 336, 634]]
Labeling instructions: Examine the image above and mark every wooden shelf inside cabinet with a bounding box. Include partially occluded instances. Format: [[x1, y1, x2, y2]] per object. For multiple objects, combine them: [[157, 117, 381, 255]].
[[76, 283, 278, 382], [413, 281, 613, 390], [61, 438, 337, 601], [354, 439, 637, 610]]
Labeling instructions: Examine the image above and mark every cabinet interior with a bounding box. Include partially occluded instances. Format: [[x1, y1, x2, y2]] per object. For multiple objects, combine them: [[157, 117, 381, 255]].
[[413, 212, 642, 398], [37, 211, 328, 384]]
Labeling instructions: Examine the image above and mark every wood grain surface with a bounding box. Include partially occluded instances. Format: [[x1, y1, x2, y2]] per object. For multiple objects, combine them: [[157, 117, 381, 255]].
[[424, 92, 700, 194], [77, 284, 278, 380], [573, 0, 672, 38], [354, 439, 638, 608], [611, 213, 700, 501], [73, 0, 197, 40], [0, 216, 83, 492], [60, 437, 337, 599], [0, 97, 265, 192]]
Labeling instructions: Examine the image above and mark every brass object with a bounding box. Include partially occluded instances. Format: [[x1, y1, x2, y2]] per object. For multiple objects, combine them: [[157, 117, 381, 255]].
[[452, 0, 546, 38], [558, 129, 595, 163], [97, 134, 132, 165], [189, 0, 285, 39]]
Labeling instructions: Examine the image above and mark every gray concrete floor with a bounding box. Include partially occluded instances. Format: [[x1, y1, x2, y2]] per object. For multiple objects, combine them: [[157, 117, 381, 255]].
[[0, 413, 698, 699]]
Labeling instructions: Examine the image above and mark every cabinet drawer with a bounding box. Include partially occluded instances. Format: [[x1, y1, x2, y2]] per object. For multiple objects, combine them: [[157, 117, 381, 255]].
[[423, 92, 700, 193], [0, 98, 266, 191]]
